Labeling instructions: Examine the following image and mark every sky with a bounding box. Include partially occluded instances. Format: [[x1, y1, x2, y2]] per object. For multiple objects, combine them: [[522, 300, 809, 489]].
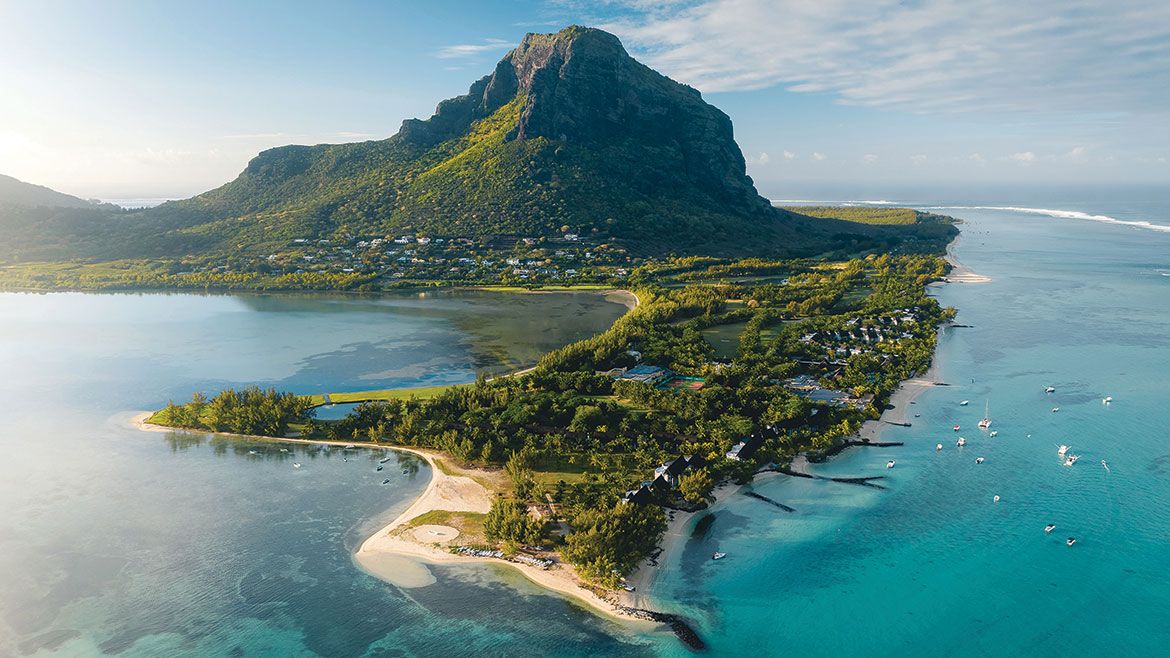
[[1, 0, 1167, 199]]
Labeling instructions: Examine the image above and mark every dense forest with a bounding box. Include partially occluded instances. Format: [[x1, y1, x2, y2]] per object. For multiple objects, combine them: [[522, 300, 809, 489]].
[[150, 254, 952, 586]]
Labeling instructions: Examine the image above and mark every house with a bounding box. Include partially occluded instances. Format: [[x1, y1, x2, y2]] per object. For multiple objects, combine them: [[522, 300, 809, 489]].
[[653, 456, 700, 488], [726, 435, 765, 461], [621, 484, 654, 505], [614, 364, 672, 385]]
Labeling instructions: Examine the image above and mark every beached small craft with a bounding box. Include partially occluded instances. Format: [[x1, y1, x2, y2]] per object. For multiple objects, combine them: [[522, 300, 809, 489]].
[[344, 444, 356, 450], [712, 552, 727, 560]]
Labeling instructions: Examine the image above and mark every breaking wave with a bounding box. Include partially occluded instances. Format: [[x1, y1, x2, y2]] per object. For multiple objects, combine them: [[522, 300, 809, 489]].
[[920, 205, 1170, 234]]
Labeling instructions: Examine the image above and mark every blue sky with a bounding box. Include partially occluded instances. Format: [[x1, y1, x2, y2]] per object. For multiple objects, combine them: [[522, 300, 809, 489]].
[[1, 0, 1167, 198]]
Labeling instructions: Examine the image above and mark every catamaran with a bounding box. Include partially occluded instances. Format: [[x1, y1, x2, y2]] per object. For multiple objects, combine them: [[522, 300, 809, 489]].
[[1064, 454, 1079, 466], [1058, 444, 1070, 457], [978, 401, 991, 429], [712, 552, 727, 560]]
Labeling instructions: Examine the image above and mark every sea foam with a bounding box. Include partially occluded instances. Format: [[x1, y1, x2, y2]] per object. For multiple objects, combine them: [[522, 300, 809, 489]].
[[921, 205, 1170, 234]]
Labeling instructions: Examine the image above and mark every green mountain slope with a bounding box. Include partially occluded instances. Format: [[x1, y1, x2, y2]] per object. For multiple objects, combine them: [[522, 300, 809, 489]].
[[0, 26, 954, 265], [0, 174, 93, 209]]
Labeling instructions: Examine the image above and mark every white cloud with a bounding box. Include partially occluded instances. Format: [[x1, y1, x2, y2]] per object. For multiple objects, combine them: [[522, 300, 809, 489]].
[[603, 0, 1170, 114], [435, 38, 515, 60], [757, 151, 770, 164], [1010, 151, 1037, 163], [910, 154, 928, 165], [782, 150, 797, 160], [862, 153, 878, 163], [812, 152, 827, 161], [969, 152, 986, 164], [1066, 145, 1088, 160]]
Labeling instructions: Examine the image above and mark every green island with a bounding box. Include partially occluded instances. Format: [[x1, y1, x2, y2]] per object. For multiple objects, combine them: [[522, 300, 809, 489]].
[[145, 248, 954, 596]]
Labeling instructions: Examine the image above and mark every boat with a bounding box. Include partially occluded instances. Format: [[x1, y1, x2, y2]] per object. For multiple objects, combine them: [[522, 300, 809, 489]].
[[975, 457, 985, 464], [1066, 537, 1077, 547], [914, 413, 921, 418], [402, 469, 409, 474], [379, 456, 392, 464], [886, 460, 896, 469], [376, 465, 383, 472], [344, 444, 356, 450], [989, 430, 998, 437], [293, 463, 301, 469], [279, 448, 288, 453], [936, 443, 943, 451], [1045, 386, 1056, 393], [978, 401, 991, 429], [1044, 524, 1056, 533], [381, 478, 391, 485], [247, 450, 258, 455], [1064, 454, 1079, 466], [956, 437, 966, 447], [1102, 460, 1110, 472], [712, 552, 727, 560], [953, 424, 961, 431], [620, 584, 636, 592], [960, 400, 970, 406], [1103, 396, 1113, 404], [993, 495, 1000, 503], [1058, 445, 1070, 456], [1051, 407, 1060, 413]]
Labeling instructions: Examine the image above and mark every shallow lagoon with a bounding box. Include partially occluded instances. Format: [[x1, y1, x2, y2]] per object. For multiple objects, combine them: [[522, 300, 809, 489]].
[[0, 289, 667, 657]]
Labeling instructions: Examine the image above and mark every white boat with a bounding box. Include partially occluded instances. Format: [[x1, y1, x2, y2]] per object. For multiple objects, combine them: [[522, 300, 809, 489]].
[[381, 478, 391, 485], [1103, 396, 1113, 404], [293, 463, 302, 469], [379, 456, 392, 464], [376, 465, 383, 472], [956, 437, 966, 447], [712, 552, 727, 560], [621, 584, 636, 592], [960, 400, 970, 406], [1051, 407, 1060, 413], [993, 495, 1000, 503], [1046, 386, 1056, 393], [953, 424, 961, 432], [936, 443, 943, 451], [989, 430, 998, 437], [1101, 460, 1111, 472], [1064, 454, 1079, 466], [1044, 524, 1056, 533], [978, 401, 991, 429], [886, 460, 896, 469], [1058, 445, 1070, 456], [248, 450, 258, 455], [344, 444, 356, 450], [975, 457, 985, 464], [1066, 537, 1077, 546]]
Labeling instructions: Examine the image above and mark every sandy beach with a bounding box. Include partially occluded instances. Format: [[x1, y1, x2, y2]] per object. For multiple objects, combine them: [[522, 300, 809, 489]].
[[943, 237, 991, 283]]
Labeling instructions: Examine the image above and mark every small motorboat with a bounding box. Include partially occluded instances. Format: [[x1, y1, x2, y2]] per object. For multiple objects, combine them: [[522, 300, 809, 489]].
[[248, 450, 258, 455], [956, 437, 966, 447], [712, 552, 727, 561], [1058, 444, 1070, 456], [293, 463, 302, 469], [1066, 537, 1077, 547], [376, 465, 383, 472], [1102, 460, 1110, 472], [886, 460, 896, 469], [402, 469, 409, 474], [1064, 454, 1079, 467], [344, 444, 356, 450], [953, 424, 961, 432], [1044, 524, 1056, 533], [914, 413, 921, 418], [379, 456, 392, 464], [621, 584, 636, 592], [936, 443, 943, 451], [1103, 396, 1113, 404], [993, 495, 1000, 503], [975, 457, 985, 464], [381, 478, 391, 485], [989, 430, 998, 437], [1045, 386, 1056, 393], [1051, 407, 1060, 413], [960, 400, 970, 406], [279, 448, 289, 453]]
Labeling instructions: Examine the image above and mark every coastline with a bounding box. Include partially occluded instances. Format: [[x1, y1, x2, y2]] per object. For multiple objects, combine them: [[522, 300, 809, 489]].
[[129, 411, 656, 626], [943, 234, 991, 283]]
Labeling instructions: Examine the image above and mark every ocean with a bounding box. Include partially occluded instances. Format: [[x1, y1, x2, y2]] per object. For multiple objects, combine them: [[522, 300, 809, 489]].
[[643, 186, 1170, 656], [2, 186, 1168, 656]]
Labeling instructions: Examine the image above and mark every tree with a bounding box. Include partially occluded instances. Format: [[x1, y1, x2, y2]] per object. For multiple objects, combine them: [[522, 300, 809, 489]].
[[677, 468, 714, 504], [484, 499, 543, 545]]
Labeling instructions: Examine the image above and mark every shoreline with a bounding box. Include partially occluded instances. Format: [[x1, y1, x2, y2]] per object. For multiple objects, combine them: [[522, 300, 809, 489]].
[[129, 411, 656, 626], [943, 234, 991, 283]]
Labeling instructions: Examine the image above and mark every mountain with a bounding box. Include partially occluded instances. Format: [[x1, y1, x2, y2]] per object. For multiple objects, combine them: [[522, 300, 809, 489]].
[[0, 174, 93, 209], [0, 26, 953, 264]]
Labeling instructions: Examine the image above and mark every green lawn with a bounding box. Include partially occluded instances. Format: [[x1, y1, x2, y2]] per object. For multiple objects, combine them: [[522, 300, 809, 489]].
[[306, 384, 459, 407]]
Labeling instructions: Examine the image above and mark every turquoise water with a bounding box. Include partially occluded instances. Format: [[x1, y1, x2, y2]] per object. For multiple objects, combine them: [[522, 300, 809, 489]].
[[0, 290, 661, 657], [647, 196, 1170, 656]]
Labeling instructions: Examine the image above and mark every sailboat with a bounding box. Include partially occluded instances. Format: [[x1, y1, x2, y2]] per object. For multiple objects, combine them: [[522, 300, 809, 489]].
[[978, 401, 991, 429]]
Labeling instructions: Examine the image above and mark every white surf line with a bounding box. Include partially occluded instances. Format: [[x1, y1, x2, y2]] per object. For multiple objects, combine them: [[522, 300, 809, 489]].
[[919, 205, 1170, 234]]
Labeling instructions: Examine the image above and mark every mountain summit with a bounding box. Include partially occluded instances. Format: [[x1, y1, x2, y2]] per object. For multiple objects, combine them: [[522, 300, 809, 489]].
[[178, 26, 813, 255], [1, 27, 947, 263]]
